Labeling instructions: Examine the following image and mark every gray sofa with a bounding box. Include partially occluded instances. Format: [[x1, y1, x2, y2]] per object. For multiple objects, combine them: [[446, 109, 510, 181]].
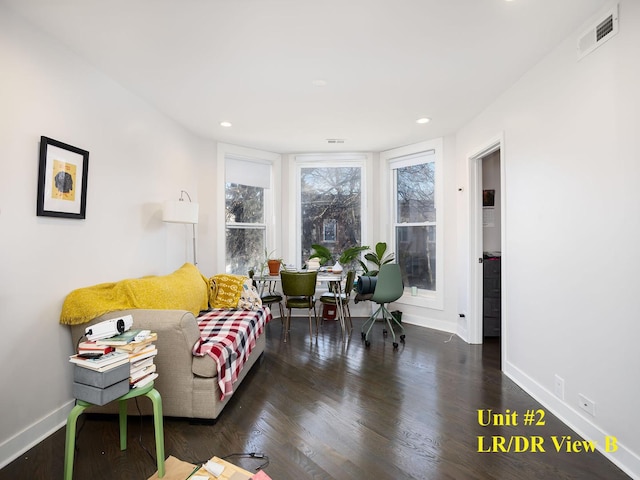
[[69, 308, 266, 419]]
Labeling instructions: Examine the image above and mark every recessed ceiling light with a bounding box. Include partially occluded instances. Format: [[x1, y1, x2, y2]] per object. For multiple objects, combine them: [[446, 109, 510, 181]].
[[416, 117, 431, 124], [220, 121, 232, 127], [312, 79, 328, 87]]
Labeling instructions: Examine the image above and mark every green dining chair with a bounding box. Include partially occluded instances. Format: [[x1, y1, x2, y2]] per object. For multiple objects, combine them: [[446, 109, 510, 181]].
[[361, 263, 405, 349], [319, 270, 356, 332], [280, 270, 318, 342], [249, 271, 285, 321]]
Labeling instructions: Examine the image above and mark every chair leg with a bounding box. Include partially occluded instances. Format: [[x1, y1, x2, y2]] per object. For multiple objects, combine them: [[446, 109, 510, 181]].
[[361, 304, 383, 341], [344, 303, 353, 332], [380, 305, 405, 348], [284, 308, 291, 342]]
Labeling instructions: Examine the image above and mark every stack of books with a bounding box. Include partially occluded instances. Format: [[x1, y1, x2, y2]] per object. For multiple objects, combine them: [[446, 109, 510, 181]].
[[99, 330, 159, 389], [70, 329, 158, 405]]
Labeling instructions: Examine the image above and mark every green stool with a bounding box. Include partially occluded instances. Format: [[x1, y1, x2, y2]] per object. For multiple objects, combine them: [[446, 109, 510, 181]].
[[64, 382, 165, 480]]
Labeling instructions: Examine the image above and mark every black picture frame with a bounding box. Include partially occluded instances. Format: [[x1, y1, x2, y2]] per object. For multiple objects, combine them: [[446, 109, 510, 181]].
[[482, 189, 495, 207], [37, 136, 89, 219]]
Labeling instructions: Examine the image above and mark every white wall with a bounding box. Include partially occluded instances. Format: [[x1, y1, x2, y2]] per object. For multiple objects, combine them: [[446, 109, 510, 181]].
[[0, 6, 215, 467], [455, 1, 640, 476]]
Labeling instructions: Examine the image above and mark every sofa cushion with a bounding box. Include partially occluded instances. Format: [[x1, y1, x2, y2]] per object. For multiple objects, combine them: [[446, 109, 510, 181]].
[[60, 263, 209, 325]]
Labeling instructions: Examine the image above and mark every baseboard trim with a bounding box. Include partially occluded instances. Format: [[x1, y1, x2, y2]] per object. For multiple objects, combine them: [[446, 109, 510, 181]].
[[503, 360, 640, 480], [0, 400, 74, 469]]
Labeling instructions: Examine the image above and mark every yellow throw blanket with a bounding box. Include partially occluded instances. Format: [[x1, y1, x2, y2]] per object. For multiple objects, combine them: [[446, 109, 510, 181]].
[[60, 263, 210, 325]]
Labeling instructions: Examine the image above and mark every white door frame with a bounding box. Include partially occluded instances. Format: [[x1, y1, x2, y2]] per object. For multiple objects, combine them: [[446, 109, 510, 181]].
[[467, 135, 505, 347]]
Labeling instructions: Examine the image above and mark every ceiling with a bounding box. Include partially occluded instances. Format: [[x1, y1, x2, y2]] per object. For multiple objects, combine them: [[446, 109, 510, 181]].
[[3, 0, 608, 153]]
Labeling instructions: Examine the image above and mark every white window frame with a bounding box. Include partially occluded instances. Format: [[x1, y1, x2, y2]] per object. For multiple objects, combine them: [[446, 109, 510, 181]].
[[380, 138, 444, 310], [216, 143, 281, 272], [293, 153, 368, 270]]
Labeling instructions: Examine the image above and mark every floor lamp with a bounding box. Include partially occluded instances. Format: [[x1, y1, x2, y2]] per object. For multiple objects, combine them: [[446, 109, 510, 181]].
[[163, 190, 199, 265]]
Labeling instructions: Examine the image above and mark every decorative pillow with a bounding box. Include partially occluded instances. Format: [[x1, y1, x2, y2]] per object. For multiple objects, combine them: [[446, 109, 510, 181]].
[[208, 277, 218, 306], [210, 274, 247, 309], [237, 278, 263, 311]]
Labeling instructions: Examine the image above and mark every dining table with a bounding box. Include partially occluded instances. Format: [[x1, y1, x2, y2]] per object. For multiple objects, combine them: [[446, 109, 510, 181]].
[[254, 270, 349, 340]]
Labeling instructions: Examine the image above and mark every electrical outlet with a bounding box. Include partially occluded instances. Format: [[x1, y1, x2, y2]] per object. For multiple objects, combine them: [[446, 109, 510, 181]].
[[578, 394, 596, 416], [554, 375, 565, 400]]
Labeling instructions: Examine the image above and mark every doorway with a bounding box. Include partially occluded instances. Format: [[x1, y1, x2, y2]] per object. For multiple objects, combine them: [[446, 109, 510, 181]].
[[468, 139, 504, 362]]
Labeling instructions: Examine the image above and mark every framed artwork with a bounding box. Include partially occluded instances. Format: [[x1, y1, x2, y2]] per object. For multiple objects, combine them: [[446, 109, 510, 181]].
[[482, 189, 495, 207], [37, 136, 89, 219]]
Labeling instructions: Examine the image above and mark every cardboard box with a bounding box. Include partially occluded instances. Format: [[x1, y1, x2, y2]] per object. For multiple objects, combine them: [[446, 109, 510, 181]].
[[73, 362, 130, 388], [73, 379, 130, 406]]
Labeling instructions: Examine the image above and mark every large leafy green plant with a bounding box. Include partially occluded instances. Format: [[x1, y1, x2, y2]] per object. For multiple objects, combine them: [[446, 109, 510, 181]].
[[310, 244, 368, 267], [358, 242, 394, 276]]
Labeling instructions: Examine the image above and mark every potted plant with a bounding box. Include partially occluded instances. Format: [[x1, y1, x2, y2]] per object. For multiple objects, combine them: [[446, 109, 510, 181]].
[[358, 241, 394, 276], [310, 244, 368, 273], [259, 249, 283, 276], [309, 244, 333, 267], [337, 245, 369, 272]]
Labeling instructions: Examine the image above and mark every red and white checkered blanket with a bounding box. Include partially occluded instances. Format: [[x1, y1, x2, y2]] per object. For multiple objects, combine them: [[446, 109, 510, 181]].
[[192, 307, 271, 400]]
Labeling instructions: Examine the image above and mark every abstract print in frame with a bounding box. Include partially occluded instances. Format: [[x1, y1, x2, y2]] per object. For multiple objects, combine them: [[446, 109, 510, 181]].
[[37, 136, 89, 219]]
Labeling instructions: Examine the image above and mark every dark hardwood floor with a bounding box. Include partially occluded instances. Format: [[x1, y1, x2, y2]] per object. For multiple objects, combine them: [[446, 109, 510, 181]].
[[1, 316, 630, 480]]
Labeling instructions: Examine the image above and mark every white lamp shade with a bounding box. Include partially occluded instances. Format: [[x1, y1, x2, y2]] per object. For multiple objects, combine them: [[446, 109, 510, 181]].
[[163, 200, 199, 224]]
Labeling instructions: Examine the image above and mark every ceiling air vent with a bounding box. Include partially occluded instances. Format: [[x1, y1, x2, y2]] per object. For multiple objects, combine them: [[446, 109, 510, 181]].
[[577, 4, 619, 60], [326, 139, 345, 144]]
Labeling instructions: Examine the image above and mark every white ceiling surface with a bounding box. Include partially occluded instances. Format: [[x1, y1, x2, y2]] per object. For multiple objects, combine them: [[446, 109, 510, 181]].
[[3, 0, 609, 153]]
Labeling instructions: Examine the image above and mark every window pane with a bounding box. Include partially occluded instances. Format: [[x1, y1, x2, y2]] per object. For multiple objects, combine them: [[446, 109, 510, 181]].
[[396, 163, 435, 223], [300, 167, 362, 267], [225, 183, 264, 223], [225, 227, 265, 275], [396, 225, 436, 290]]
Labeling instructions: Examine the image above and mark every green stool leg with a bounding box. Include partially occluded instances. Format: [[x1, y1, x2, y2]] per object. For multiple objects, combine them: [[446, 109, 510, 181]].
[[119, 397, 128, 450], [117, 388, 165, 477], [146, 388, 165, 477], [64, 384, 164, 479], [64, 402, 89, 480]]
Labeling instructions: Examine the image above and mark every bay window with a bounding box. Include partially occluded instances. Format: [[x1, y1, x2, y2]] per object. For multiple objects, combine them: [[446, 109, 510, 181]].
[[296, 155, 365, 270], [384, 138, 443, 308], [225, 156, 271, 275]]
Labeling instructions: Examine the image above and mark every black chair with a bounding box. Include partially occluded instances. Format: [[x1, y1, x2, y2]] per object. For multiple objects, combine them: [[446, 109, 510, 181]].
[[280, 270, 318, 342], [249, 271, 285, 321], [319, 270, 356, 333], [360, 264, 405, 349]]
